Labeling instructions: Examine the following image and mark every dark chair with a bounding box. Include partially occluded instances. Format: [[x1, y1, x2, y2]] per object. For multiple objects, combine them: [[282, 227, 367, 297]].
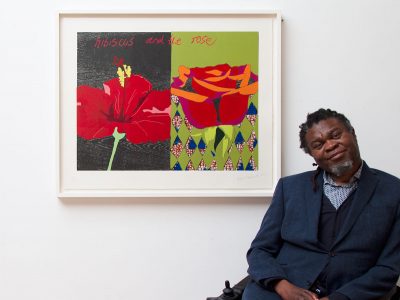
[[207, 276, 400, 300], [206, 276, 250, 300]]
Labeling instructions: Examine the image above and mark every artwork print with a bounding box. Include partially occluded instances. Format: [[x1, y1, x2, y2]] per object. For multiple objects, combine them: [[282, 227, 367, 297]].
[[77, 32, 259, 171]]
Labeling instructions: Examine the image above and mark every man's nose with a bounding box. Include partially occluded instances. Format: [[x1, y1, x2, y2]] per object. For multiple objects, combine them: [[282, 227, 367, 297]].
[[325, 139, 338, 151]]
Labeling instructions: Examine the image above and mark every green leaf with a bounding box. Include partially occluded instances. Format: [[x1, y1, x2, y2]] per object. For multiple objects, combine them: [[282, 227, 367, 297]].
[[219, 125, 235, 141], [214, 127, 225, 151], [204, 127, 217, 145]]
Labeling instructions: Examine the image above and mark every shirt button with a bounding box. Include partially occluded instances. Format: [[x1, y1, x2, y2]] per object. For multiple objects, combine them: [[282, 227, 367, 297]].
[[329, 252, 335, 257]]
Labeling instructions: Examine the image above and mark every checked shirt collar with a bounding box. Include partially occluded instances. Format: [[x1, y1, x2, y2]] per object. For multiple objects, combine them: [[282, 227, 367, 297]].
[[323, 162, 363, 210]]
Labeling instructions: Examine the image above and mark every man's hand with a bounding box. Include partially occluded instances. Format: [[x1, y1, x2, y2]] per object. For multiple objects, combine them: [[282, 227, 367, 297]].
[[274, 279, 319, 300]]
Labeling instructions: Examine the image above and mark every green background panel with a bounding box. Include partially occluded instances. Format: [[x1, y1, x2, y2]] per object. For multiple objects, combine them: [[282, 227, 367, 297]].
[[171, 32, 259, 77]]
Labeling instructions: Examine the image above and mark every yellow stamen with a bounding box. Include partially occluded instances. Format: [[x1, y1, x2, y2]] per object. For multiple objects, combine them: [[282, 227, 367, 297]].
[[117, 67, 125, 87], [117, 64, 132, 87], [123, 65, 132, 78]]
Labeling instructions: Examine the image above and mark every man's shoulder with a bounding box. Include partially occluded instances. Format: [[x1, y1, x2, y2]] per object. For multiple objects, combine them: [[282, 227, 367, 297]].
[[282, 170, 316, 181], [274, 170, 317, 195], [368, 167, 400, 186], [279, 170, 317, 186]]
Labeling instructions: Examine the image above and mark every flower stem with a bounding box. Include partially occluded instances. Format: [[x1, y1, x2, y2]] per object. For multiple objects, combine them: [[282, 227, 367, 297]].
[[107, 127, 126, 171]]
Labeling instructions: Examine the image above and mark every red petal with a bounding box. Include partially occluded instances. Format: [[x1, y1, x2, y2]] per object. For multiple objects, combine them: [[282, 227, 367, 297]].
[[123, 89, 172, 143], [127, 89, 170, 120], [104, 75, 152, 119], [189, 65, 237, 97], [180, 98, 218, 129], [77, 86, 115, 139], [123, 114, 171, 143], [219, 93, 250, 125], [190, 64, 230, 79], [123, 75, 153, 115]]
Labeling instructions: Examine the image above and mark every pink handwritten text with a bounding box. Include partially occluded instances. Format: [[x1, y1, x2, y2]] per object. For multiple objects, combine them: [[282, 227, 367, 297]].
[[94, 36, 135, 48]]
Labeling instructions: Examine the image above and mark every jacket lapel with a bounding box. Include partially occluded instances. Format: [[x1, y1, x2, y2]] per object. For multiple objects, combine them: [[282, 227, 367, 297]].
[[305, 170, 324, 245], [333, 163, 379, 247]]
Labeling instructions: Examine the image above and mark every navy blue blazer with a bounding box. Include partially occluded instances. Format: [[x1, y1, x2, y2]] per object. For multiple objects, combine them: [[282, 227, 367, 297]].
[[247, 162, 400, 299]]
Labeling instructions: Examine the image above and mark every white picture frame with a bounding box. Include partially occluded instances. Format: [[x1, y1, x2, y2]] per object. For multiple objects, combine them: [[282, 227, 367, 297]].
[[57, 10, 281, 197]]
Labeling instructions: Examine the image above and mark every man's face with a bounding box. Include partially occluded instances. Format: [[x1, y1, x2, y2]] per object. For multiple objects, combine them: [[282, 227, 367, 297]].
[[305, 118, 361, 178]]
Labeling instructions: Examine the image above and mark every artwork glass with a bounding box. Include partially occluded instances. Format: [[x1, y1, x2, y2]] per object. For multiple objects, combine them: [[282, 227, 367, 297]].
[[77, 31, 259, 171]]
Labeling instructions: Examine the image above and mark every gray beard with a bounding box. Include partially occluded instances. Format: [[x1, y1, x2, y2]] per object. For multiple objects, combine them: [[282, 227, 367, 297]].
[[329, 160, 354, 177]]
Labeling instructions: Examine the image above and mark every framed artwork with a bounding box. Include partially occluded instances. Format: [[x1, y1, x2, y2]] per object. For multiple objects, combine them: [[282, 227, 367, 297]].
[[57, 11, 281, 197]]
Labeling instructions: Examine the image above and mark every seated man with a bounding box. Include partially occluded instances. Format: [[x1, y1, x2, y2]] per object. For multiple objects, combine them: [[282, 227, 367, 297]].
[[244, 108, 400, 300]]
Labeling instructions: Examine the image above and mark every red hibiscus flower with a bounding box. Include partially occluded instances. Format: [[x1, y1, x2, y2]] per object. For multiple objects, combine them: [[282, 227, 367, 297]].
[[170, 64, 258, 129], [77, 74, 171, 143]]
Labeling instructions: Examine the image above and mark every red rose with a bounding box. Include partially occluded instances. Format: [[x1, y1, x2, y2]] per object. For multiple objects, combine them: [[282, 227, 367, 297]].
[[171, 64, 258, 129]]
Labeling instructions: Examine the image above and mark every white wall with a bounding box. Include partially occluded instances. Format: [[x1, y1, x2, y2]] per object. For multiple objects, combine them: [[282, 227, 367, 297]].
[[0, 1, 399, 299]]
